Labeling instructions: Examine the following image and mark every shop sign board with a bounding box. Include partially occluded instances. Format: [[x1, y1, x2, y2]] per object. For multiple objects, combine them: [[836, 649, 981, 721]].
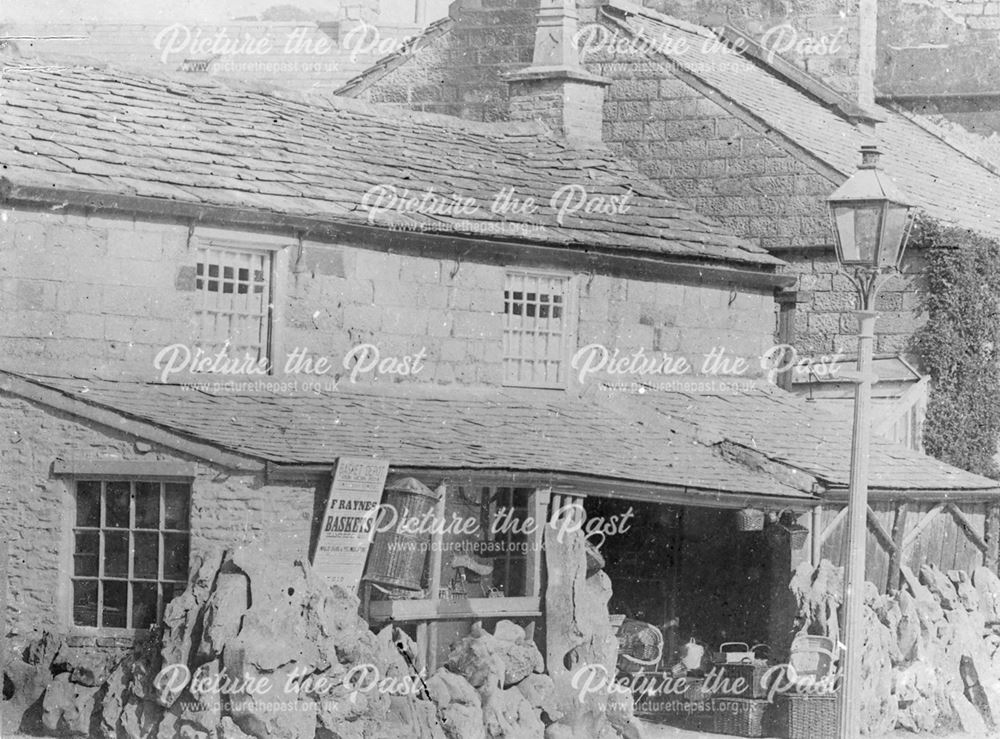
[[312, 457, 389, 591]]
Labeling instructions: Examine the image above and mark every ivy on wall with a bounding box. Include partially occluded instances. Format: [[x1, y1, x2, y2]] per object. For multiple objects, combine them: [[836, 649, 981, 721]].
[[914, 215, 1000, 479]]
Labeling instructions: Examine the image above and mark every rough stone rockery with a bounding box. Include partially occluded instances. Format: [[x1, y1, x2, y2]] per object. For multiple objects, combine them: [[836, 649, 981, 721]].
[[791, 558, 1000, 734], [1, 543, 635, 738]]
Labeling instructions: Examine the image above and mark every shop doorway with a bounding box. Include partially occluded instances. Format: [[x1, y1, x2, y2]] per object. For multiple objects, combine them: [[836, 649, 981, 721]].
[[585, 498, 775, 667]]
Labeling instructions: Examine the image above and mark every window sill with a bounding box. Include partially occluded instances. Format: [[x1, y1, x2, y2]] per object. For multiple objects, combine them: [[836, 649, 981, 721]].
[[64, 626, 147, 648]]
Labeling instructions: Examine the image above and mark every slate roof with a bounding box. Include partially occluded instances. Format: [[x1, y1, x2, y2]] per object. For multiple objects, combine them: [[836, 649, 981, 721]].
[[3, 370, 996, 499], [602, 2, 1000, 239], [335, 17, 455, 98], [2, 20, 427, 97], [0, 59, 780, 268], [1, 370, 809, 502], [636, 382, 995, 494]]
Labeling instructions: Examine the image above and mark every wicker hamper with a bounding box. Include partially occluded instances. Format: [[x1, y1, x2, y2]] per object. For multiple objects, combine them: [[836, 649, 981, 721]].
[[713, 661, 773, 698], [709, 697, 771, 737], [775, 692, 839, 739]]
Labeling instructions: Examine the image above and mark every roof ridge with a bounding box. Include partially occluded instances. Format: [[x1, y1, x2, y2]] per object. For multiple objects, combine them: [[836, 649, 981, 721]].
[[334, 15, 455, 98], [884, 102, 1000, 179], [595, 7, 851, 181], [601, 0, 881, 125], [0, 53, 547, 139], [601, 0, 716, 40]]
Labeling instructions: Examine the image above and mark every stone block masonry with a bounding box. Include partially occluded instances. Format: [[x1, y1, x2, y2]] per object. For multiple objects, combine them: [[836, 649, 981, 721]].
[[360, 9, 934, 362], [782, 251, 928, 357], [0, 205, 781, 387], [0, 394, 316, 643]]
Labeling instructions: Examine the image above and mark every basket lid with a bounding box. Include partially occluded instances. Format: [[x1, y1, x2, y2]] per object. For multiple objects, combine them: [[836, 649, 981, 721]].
[[383, 476, 439, 499]]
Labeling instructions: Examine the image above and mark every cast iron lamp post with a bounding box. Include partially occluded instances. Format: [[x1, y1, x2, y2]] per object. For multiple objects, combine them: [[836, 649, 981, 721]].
[[827, 144, 915, 739]]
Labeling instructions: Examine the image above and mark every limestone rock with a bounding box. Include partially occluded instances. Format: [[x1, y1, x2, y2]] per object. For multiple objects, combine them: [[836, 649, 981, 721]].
[[974, 566, 1000, 622], [494, 621, 526, 643], [99, 655, 132, 739], [543, 725, 575, 739], [948, 570, 980, 612], [951, 690, 989, 735], [426, 671, 452, 708], [378, 694, 446, 739], [895, 662, 942, 732], [446, 624, 508, 689], [442, 702, 486, 739], [543, 519, 618, 739], [895, 589, 921, 665], [198, 562, 249, 659], [219, 716, 255, 739], [515, 673, 560, 719], [26, 631, 64, 667], [901, 564, 944, 626], [920, 564, 959, 610], [482, 686, 544, 739], [606, 684, 646, 739], [121, 699, 163, 739], [42, 672, 100, 735], [427, 667, 481, 709], [159, 549, 224, 706], [859, 604, 897, 735], [86, 540, 409, 739], [1, 647, 53, 734]]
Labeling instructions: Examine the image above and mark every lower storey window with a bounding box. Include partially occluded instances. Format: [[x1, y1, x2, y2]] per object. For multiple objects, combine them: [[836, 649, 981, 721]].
[[73, 480, 191, 629]]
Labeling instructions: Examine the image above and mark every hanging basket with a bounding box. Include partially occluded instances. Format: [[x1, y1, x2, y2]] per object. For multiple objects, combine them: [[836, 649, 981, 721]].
[[735, 507, 765, 531], [781, 522, 810, 550]]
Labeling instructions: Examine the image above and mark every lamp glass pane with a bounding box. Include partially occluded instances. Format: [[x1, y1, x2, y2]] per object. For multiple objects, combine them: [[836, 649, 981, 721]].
[[833, 205, 858, 262], [878, 203, 911, 268], [853, 204, 883, 265]]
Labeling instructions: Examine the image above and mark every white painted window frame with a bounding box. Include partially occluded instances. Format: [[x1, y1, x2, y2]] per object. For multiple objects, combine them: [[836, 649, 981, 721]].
[[502, 269, 578, 389]]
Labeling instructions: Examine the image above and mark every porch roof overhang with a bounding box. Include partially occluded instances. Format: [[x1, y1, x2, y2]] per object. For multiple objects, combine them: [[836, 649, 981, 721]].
[[2, 370, 994, 508], [1, 369, 817, 509]]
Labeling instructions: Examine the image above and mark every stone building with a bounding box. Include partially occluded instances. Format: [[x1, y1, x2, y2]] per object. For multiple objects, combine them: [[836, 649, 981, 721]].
[[337, 0, 1000, 451], [2, 20, 1000, 739]]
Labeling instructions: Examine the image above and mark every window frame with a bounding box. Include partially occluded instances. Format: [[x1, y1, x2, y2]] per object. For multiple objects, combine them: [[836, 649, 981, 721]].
[[61, 470, 194, 636], [501, 269, 578, 390], [189, 228, 292, 377]]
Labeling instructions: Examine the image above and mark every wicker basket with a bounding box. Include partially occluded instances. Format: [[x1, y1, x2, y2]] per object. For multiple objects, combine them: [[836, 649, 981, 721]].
[[362, 477, 440, 591], [711, 660, 773, 699], [709, 697, 770, 737], [775, 693, 839, 739], [735, 508, 765, 531], [781, 522, 809, 549]]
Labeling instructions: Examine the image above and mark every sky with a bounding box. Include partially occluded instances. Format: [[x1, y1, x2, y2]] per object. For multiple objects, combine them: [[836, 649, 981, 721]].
[[0, 0, 452, 25]]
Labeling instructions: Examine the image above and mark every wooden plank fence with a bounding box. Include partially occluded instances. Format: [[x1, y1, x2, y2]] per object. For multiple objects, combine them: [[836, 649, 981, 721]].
[[813, 501, 1000, 591]]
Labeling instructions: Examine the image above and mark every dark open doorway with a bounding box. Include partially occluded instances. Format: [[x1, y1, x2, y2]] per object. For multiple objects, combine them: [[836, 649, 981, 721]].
[[585, 498, 775, 667]]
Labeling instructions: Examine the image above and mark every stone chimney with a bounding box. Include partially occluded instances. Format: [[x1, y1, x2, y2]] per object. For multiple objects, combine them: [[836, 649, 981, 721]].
[[505, 0, 610, 145]]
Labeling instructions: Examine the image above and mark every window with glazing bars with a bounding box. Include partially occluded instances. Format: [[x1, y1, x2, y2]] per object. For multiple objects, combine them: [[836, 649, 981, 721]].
[[195, 246, 270, 361], [72, 480, 191, 629], [503, 272, 570, 387]]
